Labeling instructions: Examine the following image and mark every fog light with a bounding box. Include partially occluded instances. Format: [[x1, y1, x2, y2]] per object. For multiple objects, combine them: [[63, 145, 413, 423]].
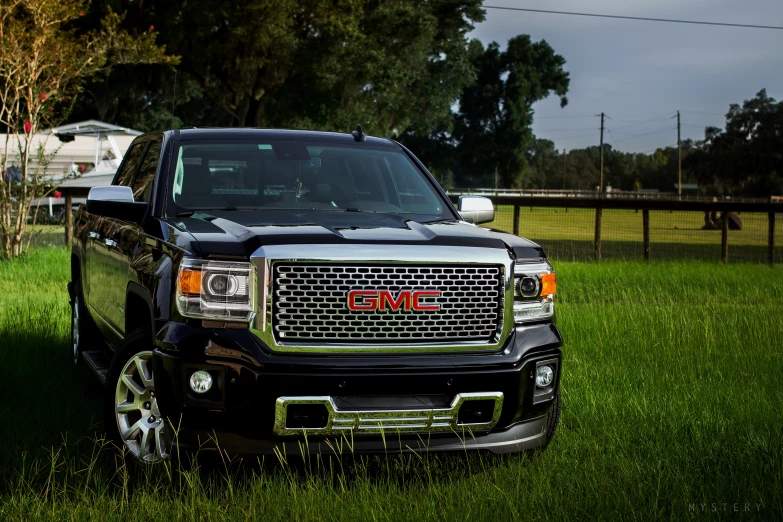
[[536, 365, 554, 388], [189, 370, 213, 394]]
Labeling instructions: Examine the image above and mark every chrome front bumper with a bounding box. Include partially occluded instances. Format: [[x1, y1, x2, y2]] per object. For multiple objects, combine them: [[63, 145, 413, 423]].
[[273, 392, 504, 436], [180, 414, 549, 456]]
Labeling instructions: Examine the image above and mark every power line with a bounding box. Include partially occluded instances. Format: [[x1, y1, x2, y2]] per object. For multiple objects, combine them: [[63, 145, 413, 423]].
[[534, 115, 597, 120], [680, 109, 728, 116], [609, 112, 676, 131], [609, 125, 677, 143], [483, 5, 783, 31], [535, 127, 601, 132], [555, 132, 602, 142], [608, 116, 672, 124]]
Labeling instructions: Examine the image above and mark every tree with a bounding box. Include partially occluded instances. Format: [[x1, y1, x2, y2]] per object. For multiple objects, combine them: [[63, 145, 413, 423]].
[[68, 0, 485, 137], [454, 36, 569, 188], [0, 0, 176, 259], [687, 89, 783, 196], [525, 138, 559, 189], [398, 127, 458, 189]]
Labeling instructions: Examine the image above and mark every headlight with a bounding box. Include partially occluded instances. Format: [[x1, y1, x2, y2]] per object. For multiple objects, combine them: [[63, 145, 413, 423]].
[[513, 261, 555, 324], [176, 259, 254, 321]]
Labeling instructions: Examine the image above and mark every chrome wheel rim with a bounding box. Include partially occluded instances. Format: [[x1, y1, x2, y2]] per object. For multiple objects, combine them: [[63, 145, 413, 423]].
[[71, 296, 80, 365], [115, 351, 171, 463]]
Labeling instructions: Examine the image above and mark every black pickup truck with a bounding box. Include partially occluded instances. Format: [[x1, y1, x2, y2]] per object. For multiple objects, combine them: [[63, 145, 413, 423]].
[[69, 128, 562, 464]]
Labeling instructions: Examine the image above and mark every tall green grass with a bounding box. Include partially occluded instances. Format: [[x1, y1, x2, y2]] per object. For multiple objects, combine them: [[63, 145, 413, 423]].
[[1, 248, 781, 520]]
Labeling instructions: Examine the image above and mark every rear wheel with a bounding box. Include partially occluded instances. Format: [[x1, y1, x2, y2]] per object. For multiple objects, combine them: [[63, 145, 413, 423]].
[[71, 294, 85, 365], [70, 278, 100, 365], [104, 330, 172, 464]]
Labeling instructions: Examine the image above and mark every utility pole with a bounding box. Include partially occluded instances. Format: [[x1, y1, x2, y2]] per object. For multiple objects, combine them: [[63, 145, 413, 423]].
[[599, 112, 605, 197], [677, 110, 682, 200], [494, 165, 498, 194], [594, 113, 605, 261], [562, 149, 567, 190]]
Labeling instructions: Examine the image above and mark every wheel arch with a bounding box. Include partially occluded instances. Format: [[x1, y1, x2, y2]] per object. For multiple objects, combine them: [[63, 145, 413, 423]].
[[71, 247, 83, 283], [126, 283, 155, 345]]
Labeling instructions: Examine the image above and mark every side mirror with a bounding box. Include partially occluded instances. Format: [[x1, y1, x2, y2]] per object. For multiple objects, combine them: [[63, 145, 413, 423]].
[[87, 186, 149, 224], [458, 196, 494, 225]]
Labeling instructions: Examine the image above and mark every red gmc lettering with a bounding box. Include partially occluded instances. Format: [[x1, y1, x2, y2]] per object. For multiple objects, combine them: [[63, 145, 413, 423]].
[[347, 290, 440, 311], [412, 290, 440, 311], [379, 290, 410, 310], [347, 290, 378, 310]]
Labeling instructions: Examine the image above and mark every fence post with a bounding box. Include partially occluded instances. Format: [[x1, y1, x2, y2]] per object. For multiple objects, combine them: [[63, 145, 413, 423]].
[[513, 205, 520, 236], [594, 207, 602, 261], [721, 213, 729, 264], [769, 212, 776, 266], [64, 193, 73, 247], [642, 209, 650, 261]]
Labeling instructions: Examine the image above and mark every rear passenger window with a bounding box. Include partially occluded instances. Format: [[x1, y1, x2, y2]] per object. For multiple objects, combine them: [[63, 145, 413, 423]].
[[133, 139, 162, 203], [114, 143, 146, 188]]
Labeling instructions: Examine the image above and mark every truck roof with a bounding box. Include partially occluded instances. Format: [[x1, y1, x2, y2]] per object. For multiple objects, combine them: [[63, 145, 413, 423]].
[[170, 127, 399, 149]]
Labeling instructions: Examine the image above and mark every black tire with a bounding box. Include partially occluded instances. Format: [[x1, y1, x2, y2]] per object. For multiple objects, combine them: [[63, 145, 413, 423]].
[[70, 277, 100, 366], [541, 389, 562, 450], [103, 329, 173, 465]]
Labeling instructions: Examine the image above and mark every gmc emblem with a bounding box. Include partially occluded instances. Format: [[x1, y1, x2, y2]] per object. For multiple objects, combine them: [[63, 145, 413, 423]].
[[347, 290, 440, 311]]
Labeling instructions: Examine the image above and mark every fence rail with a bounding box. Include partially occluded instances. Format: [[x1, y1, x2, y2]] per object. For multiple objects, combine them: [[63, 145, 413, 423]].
[[448, 195, 782, 265], [446, 188, 776, 204]]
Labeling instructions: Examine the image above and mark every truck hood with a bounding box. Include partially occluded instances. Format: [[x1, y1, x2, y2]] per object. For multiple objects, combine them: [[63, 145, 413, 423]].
[[167, 210, 546, 261]]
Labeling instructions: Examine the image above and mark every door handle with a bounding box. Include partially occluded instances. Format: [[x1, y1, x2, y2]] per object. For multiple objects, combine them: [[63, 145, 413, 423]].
[[104, 238, 118, 248], [88, 231, 100, 240]]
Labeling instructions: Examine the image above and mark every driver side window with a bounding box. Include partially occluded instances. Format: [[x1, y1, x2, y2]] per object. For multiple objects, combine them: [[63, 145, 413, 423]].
[[133, 138, 162, 203], [113, 142, 146, 188]]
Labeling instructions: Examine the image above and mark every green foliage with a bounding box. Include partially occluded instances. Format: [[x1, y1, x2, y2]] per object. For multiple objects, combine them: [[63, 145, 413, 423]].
[[686, 89, 783, 196], [0, 0, 176, 258], [70, 0, 485, 136], [453, 37, 569, 188]]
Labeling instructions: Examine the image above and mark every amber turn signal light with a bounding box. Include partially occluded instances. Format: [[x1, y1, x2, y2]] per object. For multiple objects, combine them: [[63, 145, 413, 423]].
[[540, 273, 556, 296], [178, 269, 203, 296]]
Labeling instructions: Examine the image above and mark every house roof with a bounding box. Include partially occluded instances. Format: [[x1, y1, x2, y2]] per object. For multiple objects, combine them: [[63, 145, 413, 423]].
[[57, 173, 116, 196], [48, 119, 142, 136]]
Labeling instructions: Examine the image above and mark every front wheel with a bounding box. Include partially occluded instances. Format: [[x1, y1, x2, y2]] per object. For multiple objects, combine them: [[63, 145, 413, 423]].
[[541, 389, 562, 449], [104, 331, 172, 464]]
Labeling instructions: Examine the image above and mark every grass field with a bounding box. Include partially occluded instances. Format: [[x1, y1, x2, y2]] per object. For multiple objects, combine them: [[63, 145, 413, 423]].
[[1, 247, 782, 520]]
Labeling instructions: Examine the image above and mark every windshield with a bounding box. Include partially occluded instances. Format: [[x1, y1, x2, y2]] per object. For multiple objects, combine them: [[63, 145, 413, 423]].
[[168, 141, 451, 220]]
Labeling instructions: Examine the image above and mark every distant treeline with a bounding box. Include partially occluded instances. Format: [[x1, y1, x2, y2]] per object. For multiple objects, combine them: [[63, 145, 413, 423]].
[[65, 1, 781, 197]]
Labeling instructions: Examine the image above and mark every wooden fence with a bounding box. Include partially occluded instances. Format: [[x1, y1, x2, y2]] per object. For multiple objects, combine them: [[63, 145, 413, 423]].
[[448, 195, 782, 265]]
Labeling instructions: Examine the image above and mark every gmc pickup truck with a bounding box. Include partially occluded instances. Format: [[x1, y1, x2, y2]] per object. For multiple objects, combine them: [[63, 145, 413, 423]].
[[69, 128, 562, 464]]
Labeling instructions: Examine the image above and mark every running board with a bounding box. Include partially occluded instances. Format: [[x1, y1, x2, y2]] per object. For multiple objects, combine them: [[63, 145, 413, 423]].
[[82, 349, 109, 385]]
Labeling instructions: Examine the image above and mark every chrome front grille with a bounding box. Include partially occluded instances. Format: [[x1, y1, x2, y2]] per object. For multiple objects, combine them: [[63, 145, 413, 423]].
[[273, 264, 504, 343]]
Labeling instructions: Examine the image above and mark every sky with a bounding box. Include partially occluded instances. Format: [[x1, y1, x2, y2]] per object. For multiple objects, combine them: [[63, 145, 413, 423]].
[[469, 0, 783, 153]]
